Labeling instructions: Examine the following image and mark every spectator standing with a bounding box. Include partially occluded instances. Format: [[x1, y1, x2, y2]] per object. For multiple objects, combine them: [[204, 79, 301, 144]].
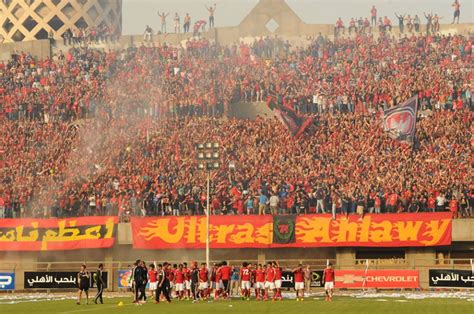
[[452, 0, 461, 24], [433, 14, 442, 32], [436, 193, 447, 212], [414, 15, 421, 32], [206, 4, 217, 28], [406, 14, 413, 32], [348, 18, 356, 35], [395, 13, 405, 33], [258, 192, 268, 215], [269, 194, 279, 215], [0, 195, 4, 219], [158, 11, 169, 33], [183, 13, 191, 33], [424, 12, 433, 35], [371, 5, 377, 27], [174, 13, 181, 33], [335, 17, 345, 36]]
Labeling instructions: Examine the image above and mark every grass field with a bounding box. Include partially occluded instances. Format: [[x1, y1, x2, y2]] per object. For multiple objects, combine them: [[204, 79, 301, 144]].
[[1, 296, 473, 314]]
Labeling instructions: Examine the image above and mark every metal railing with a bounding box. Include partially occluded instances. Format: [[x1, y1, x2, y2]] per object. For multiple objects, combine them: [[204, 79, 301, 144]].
[[2, 258, 473, 272]]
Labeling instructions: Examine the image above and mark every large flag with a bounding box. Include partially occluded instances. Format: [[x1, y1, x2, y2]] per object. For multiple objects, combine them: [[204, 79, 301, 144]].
[[272, 215, 296, 244], [383, 96, 418, 143], [273, 104, 313, 138]]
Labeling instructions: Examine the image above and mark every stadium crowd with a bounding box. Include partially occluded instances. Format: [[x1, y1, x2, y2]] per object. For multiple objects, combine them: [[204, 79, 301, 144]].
[[0, 28, 472, 220], [335, 1, 462, 36]]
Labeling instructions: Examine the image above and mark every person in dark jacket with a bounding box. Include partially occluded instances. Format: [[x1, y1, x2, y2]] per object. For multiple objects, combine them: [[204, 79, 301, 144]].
[[134, 260, 148, 304], [94, 263, 105, 304], [155, 263, 171, 303]]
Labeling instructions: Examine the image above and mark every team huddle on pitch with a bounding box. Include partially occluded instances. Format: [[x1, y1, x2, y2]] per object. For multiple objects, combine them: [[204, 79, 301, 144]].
[[127, 260, 335, 304]]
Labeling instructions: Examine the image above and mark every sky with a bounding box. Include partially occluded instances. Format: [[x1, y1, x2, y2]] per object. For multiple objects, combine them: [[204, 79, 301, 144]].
[[122, 0, 473, 34]]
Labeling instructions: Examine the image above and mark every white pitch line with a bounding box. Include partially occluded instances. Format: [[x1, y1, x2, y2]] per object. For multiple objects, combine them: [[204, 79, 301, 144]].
[[58, 303, 135, 314]]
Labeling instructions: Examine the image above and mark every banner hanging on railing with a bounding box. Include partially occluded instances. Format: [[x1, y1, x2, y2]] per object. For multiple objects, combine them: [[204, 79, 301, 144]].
[[131, 213, 452, 249], [0, 217, 118, 251]]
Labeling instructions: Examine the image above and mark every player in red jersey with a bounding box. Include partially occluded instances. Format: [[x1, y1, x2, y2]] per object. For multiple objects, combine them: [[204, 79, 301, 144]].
[[264, 262, 276, 301], [250, 264, 257, 298], [239, 262, 251, 300], [183, 262, 191, 299], [168, 264, 177, 299], [273, 261, 283, 300], [148, 263, 158, 299], [214, 263, 223, 300], [210, 263, 218, 298], [292, 264, 305, 301], [174, 264, 185, 300], [255, 264, 266, 300], [198, 263, 209, 300], [322, 263, 335, 301], [218, 261, 232, 299]]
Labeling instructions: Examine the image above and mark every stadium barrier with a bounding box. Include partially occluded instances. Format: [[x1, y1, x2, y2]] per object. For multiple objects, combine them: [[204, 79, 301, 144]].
[[0, 259, 473, 292]]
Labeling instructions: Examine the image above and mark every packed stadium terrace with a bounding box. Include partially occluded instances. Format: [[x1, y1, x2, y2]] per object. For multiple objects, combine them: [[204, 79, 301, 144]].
[[0, 32, 472, 220]]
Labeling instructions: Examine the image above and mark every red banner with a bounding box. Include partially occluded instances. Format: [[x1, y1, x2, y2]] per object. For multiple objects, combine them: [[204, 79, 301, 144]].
[[335, 270, 420, 289], [0, 217, 118, 251], [131, 212, 452, 249]]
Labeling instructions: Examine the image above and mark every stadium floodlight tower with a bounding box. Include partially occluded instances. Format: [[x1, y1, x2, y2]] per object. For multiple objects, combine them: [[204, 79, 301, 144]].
[[196, 142, 220, 267]]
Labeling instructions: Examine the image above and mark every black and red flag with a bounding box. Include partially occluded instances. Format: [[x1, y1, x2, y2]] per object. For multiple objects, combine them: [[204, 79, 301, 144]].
[[267, 97, 313, 138], [383, 96, 418, 143]]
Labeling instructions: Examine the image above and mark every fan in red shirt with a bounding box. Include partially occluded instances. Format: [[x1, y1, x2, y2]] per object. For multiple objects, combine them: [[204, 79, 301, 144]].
[[255, 264, 266, 300], [264, 262, 276, 301], [239, 262, 251, 299], [449, 198, 459, 218], [273, 261, 283, 300], [323, 263, 335, 301], [292, 264, 305, 301], [174, 264, 185, 299], [198, 263, 209, 299]]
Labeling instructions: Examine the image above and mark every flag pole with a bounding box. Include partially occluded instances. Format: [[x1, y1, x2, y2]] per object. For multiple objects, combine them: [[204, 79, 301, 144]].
[[362, 259, 369, 293]]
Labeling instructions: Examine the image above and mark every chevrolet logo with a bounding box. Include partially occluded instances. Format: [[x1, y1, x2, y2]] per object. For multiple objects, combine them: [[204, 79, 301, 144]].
[[336, 274, 365, 284]]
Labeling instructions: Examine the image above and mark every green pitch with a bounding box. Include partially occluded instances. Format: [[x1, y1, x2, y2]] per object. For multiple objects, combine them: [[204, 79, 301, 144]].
[[2, 297, 472, 314]]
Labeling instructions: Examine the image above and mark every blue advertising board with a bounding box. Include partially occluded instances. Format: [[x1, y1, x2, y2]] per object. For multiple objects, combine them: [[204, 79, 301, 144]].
[[0, 272, 15, 290]]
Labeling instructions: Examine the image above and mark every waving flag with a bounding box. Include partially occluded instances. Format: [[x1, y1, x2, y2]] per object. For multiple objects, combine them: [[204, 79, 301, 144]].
[[269, 103, 312, 138], [383, 96, 418, 143]]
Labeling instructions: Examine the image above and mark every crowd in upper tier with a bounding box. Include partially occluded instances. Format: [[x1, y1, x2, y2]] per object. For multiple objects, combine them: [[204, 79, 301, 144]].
[[0, 28, 472, 220]]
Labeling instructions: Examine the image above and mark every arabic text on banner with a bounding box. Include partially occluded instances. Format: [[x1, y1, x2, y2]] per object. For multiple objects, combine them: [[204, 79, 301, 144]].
[[0, 217, 118, 251], [24, 271, 108, 289], [131, 213, 452, 249], [429, 269, 474, 288]]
